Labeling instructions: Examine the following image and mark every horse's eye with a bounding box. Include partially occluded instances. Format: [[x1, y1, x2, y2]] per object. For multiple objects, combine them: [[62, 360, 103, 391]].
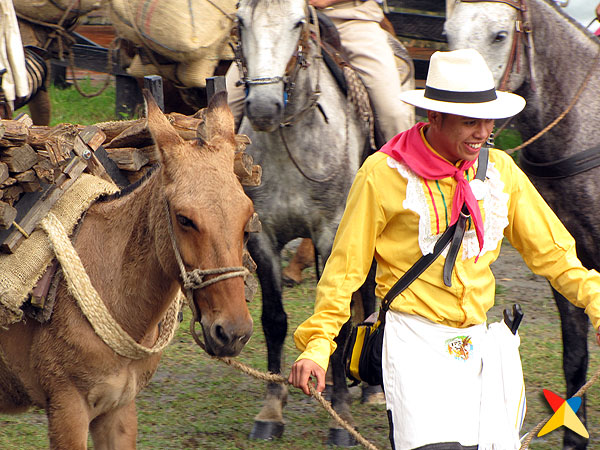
[[494, 31, 508, 43], [237, 16, 245, 28], [176, 214, 195, 229], [294, 19, 305, 29]]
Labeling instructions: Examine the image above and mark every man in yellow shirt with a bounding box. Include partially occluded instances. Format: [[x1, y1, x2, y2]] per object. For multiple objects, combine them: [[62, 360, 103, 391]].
[[288, 49, 600, 449]]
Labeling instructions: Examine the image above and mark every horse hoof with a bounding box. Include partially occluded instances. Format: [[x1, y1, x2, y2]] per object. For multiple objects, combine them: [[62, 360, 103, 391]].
[[327, 427, 358, 447], [361, 384, 385, 405], [249, 420, 285, 440]]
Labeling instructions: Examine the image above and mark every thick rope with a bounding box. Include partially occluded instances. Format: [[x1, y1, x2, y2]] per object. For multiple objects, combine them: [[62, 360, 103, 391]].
[[215, 356, 380, 450], [40, 212, 182, 360], [210, 344, 600, 450], [519, 364, 600, 449]]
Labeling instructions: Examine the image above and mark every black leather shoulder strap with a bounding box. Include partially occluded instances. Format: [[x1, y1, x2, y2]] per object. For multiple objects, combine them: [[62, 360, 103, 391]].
[[381, 147, 489, 313]]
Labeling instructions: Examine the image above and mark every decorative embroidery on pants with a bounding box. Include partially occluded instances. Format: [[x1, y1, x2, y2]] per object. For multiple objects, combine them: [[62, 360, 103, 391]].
[[446, 336, 473, 361]]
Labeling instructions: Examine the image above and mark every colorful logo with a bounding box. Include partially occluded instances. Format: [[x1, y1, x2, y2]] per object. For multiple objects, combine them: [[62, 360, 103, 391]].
[[446, 335, 472, 361], [537, 389, 588, 438]]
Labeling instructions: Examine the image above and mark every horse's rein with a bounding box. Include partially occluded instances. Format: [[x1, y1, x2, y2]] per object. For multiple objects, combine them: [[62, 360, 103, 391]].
[[163, 199, 248, 350]]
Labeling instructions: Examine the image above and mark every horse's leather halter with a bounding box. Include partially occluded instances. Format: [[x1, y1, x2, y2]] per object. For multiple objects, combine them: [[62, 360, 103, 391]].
[[459, 0, 600, 178], [164, 199, 248, 351], [230, 4, 323, 126], [460, 0, 535, 91]]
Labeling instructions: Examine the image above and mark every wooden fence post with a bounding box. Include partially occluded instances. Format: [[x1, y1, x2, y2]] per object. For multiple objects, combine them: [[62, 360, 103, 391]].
[[143, 75, 164, 112], [206, 76, 227, 104]]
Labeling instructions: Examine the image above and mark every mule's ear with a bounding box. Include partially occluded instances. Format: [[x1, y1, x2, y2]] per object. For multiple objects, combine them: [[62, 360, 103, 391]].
[[204, 91, 235, 142], [144, 89, 185, 152]]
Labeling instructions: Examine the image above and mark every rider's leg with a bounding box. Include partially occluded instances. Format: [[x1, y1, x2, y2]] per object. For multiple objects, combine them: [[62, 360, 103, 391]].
[[225, 62, 246, 131], [321, 0, 414, 142]]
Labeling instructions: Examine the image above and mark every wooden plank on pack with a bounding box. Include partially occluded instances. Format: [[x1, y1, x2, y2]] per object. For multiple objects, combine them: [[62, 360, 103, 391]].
[[0, 156, 88, 254], [73, 127, 113, 183]]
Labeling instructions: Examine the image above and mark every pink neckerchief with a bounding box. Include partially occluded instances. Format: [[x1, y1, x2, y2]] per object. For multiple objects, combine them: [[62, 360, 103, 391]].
[[380, 122, 484, 256]]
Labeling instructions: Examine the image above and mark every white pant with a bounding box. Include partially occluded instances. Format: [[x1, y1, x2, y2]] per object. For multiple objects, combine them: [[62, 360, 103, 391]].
[[382, 311, 524, 450]]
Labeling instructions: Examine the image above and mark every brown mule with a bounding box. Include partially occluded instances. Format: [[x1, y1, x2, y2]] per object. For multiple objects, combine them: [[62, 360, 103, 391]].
[[0, 91, 255, 449]]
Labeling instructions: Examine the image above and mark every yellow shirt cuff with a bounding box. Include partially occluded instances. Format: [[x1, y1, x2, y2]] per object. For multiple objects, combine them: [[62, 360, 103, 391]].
[[294, 337, 334, 372]]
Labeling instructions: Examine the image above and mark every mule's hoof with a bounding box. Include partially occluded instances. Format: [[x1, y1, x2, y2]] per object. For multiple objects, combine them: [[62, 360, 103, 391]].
[[282, 273, 301, 287], [249, 420, 285, 440], [327, 427, 358, 447], [361, 384, 385, 405]]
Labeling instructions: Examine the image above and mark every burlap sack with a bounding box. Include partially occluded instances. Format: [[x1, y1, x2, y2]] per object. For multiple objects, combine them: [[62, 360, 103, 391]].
[[107, 0, 236, 88], [13, 0, 102, 24], [0, 174, 118, 328]]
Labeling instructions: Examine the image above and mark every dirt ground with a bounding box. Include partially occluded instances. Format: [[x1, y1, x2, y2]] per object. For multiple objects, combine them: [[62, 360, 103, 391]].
[[489, 240, 556, 324]]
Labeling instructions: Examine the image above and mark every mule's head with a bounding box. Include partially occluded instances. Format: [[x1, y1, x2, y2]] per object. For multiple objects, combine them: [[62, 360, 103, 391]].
[[445, 1, 527, 92], [146, 90, 255, 357], [236, 0, 308, 131]]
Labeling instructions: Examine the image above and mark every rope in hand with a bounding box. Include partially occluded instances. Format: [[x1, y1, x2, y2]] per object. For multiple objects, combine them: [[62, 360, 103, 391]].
[[214, 356, 380, 450], [211, 351, 600, 450]]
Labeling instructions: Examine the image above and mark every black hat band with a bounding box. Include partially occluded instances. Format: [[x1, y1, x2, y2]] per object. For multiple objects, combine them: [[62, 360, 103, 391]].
[[424, 86, 497, 103]]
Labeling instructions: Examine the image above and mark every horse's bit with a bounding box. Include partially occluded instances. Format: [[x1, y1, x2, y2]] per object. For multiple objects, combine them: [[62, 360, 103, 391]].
[[230, 4, 323, 125]]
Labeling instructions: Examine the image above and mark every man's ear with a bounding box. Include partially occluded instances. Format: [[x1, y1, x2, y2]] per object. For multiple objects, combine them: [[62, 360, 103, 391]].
[[427, 110, 441, 125]]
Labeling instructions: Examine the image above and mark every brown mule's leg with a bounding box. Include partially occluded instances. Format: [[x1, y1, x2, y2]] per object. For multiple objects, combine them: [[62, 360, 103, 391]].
[[282, 238, 315, 286], [47, 390, 90, 450], [90, 401, 138, 450]]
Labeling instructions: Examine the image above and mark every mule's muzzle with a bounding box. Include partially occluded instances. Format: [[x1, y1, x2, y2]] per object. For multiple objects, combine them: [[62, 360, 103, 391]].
[[203, 318, 253, 357]]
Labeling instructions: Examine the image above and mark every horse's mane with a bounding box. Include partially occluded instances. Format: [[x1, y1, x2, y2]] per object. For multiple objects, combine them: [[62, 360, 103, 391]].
[[539, 0, 600, 43], [95, 164, 159, 203], [247, 0, 286, 9]]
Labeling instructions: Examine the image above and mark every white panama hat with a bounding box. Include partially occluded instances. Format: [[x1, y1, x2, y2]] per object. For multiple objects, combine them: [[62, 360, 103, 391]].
[[399, 48, 526, 119]]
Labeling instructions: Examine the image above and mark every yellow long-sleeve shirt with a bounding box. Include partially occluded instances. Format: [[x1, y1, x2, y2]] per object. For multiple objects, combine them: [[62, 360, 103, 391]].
[[293, 147, 600, 371]]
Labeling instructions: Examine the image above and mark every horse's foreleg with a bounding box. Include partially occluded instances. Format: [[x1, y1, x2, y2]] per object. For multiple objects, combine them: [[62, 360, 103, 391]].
[[47, 390, 90, 450], [248, 235, 288, 440], [89, 401, 138, 450], [328, 319, 359, 447], [553, 287, 589, 450]]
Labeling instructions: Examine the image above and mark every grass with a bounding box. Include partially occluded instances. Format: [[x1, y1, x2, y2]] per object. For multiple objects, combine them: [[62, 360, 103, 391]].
[[16, 77, 117, 126], [3, 83, 599, 449]]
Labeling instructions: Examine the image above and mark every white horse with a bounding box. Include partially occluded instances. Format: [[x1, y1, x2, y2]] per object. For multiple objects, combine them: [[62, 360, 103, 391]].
[[233, 0, 413, 445], [445, 1, 600, 448]]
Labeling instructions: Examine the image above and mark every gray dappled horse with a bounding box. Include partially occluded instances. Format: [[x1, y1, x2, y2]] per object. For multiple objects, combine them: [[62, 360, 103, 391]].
[[233, 0, 412, 445], [445, 1, 600, 448]]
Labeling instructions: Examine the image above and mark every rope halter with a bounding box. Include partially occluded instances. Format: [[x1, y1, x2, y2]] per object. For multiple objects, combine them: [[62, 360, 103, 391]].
[[164, 199, 249, 351]]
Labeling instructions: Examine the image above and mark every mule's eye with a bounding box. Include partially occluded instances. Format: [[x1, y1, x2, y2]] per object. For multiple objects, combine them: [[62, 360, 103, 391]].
[[176, 214, 195, 229], [494, 31, 508, 43]]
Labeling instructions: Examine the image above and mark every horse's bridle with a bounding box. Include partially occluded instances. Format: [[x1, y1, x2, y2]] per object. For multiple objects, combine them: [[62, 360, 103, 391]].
[[460, 0, 535, 91], [164, 199, 249, 351], [230, 4, 323, 126]]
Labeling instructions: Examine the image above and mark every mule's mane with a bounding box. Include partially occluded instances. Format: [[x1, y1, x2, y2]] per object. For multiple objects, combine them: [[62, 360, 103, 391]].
[[96, 164, 159, 203]]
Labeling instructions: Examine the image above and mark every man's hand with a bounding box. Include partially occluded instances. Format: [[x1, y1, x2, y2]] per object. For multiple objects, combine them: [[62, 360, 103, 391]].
[[309, 0, 348, 9], [596, 330, 600, 347], [288, 358, 326, 396]]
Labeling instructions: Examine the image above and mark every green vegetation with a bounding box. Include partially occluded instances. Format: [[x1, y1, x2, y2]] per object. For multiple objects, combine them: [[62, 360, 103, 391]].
[[16, 77, 117, 126]]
